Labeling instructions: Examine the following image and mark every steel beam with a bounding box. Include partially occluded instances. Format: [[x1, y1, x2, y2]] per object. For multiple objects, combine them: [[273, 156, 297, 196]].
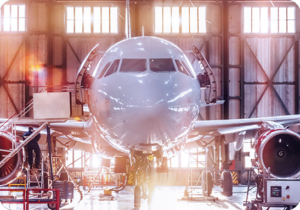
[[2, 85, 18, 113], [223, 0, 229, 119], [295, 41, 299, 114], [47, 0, 53, 91], [2, 39, 25, 80], [244, 40, 269, 79], [240, 40, 245, 118], [67, 40, 82, 64]]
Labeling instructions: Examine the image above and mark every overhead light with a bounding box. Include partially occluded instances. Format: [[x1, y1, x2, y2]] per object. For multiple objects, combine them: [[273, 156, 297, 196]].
[[291, 0, 300, 8], [0, 0, 9, 9]]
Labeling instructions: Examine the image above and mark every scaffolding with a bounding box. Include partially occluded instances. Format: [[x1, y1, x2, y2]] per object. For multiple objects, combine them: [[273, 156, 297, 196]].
[[181, 148, 216, 202], [27, 157, 44, 190]]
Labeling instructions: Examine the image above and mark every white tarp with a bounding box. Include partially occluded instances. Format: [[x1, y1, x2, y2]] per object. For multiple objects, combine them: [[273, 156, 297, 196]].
[[33, 92, 71, 119]]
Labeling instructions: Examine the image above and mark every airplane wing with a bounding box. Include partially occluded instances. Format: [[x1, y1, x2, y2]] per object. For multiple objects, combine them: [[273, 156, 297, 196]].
[[189, 115, 300, 144], [0, 118, 92, 152]]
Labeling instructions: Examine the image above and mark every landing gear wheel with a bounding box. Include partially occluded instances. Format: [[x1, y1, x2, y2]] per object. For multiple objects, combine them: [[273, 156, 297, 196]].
[[201, 171, 213, 196], [245, 204, 257, 210], [221, 171, 233, 197], [148, 185, 155, 205], [47, 200, 61, 210], [134, 186, 141, 209]]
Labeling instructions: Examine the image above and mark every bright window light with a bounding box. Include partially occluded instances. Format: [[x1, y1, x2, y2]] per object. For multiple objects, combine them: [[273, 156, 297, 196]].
[[172, 7, 179, 33], [102, 7, 109, 33], [190, 7, 197, 33], [244, 7, 251, 33], [66, 150, 73, 166], [11, 5, 17, 17], [271, 7, 278, 33], [110, 7, 118, 33], [66, 6, 117, 34], [199, 7, 206, 33], [94, 7, 101, 33], [261, 7, 268, 33], [181, 150, 189, 167], [19, 5, 25, 31], [288, 20, 296, 33], [11, 5, 17, 31], [155, 6, 206, 34], [4, 5, 10, 31], [75, 7, 83, 33], [19, 5, 25, 17], [288, 20, 295, 33], [279, 22, 286, 34], [279, 7, 286, 33], [171, 156, 179, 167], [67, 7, 74, 20], [287, 7, 295, 20], [74, 150, 82, 168], [163, 7, 171, 33], [182, 7, 189, 33], [287, 7, 295, 33], [66, 7, 74, 33], [155, 7, 162, 33], [1, 4, 26, 32], [252, 7, 260, 33], [92, 154, 101, 168], [84, 7, 91, 33]]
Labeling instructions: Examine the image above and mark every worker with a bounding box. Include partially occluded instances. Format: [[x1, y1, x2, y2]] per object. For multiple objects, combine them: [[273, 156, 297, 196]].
[[23, 127, 41, 169]]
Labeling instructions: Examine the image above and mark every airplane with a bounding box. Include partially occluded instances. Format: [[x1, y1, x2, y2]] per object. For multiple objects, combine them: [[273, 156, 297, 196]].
[[1, 36, 300, 209]]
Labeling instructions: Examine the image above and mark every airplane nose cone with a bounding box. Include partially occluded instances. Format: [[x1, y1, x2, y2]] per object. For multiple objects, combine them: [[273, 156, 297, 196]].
[[94, 72, 199, 150]]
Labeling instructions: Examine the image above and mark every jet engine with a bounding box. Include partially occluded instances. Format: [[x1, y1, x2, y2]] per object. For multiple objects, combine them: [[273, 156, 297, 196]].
[[256, 129, 300, 178], [0, 132, 22, 185]]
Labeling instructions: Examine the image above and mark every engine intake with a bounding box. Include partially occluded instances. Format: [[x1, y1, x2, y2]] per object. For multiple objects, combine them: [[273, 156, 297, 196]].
[[258, 129, 300, 178], [0, 132, 22, 185]]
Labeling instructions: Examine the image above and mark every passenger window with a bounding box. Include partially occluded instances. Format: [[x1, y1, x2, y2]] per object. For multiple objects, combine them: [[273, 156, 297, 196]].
[[175, 60, 190, 76], [98, 61, 112, 79], [119, 59, 147, 72], [150, 59, 176, 72], [104, 59, 120, 77]]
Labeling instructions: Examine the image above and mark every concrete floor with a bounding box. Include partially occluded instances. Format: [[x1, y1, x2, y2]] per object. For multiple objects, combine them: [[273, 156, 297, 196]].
[[0, 186, 293, 210]]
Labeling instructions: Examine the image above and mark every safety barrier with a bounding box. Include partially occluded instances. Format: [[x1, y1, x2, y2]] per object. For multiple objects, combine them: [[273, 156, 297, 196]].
[[9, 177, 26, 193], [0, 189, 25, 210], [26, 188, 60, 210]]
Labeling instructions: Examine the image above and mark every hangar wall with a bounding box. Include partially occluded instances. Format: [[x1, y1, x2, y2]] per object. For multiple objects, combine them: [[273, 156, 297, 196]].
[[228, 2, 298, 119], [0, 0, 299, 119], [1, 0, 298, 121]]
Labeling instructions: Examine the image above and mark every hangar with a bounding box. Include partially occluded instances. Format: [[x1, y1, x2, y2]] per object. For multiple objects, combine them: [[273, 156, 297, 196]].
[[0, 0, 299, 209]]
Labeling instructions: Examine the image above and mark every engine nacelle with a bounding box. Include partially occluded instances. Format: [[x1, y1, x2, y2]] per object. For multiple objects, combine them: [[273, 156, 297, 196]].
[[256, 129, 300, 178], [0, 132, 22, 185]]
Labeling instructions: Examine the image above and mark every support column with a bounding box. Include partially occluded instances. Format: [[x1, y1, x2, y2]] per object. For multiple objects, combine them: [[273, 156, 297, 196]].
[[223, 0, 229, 119], [47, 125, 54, 183]]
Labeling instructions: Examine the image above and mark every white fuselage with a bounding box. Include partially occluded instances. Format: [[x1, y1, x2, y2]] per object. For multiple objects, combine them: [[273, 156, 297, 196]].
[[88, 37, 201, 156]]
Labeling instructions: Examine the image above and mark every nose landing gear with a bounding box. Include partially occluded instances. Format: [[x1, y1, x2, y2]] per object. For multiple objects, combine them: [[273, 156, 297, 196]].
[[131, 154, 156, 210], [134, 186, 141, 209]]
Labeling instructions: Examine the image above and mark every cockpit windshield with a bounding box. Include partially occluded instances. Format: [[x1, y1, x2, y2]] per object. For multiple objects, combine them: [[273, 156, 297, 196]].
[[175, 60, 194, 78], [98, 61, 112, 79], [119, 59, 147, 72], [175, 60, 190, 76], [104, 59, 120, 77], [150, 59, 176, 72]]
